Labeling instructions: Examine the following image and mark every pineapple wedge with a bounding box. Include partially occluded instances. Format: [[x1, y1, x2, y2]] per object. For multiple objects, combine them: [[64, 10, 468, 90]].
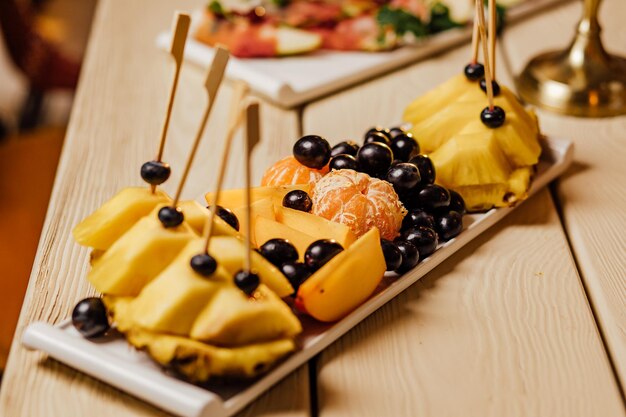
[[190, 284, 302, 346], [73, 187, 171, 250], [403, 75, 542, 211], [129, 239, 230, 335], [88, 212, 195, 296], [402, 74, 474, 124], [206, 236, 294, 298], [459, 116, 541, 167], [410, 98, 538, 157], [131, 331, 295, 381], [430, 131, 512, 188], [105, 296, 295, 382], [430, 132, 514, 211], [130, 237, 299, 340]]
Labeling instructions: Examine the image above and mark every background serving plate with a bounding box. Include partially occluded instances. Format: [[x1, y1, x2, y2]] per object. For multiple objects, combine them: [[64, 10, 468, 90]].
[[22, 136, 573, 417], [156, 0, 569, 107]]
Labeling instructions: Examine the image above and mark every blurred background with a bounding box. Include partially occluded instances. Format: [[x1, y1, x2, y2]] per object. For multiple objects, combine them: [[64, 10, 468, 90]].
[[0, 0, 97, 372]]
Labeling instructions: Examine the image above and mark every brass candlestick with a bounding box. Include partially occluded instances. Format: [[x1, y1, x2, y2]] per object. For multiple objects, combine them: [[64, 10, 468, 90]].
[[516, 0, 626, 117]]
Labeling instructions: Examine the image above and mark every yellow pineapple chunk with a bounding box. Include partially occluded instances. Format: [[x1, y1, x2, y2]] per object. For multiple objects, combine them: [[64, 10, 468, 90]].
[[73, 187, 170, 250], [88, 213, 195, 296], [430, 131, 536, 211], [131, 331, 296, 381], [409, 101, 479, 153], [507, 167, 534, 203], [206, 236, 294, 298], [454, 184, 509, 211], [461, 120, 539, 167], [105, 296, 296, 382], [403, 74, 473, 124], [129, 239, 229, 335], [190, 284, 302, 346], [430, 131, 512, 188]]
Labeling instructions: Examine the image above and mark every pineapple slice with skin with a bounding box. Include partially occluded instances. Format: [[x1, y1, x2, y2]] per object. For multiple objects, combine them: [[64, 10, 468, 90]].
[[507, 166, 534, 204], [128, 239, 230, 335], [453, 184, 509, 211], [190, 284, 302, 346], [411, 97, 539, 157], [404, 75, 542, 211], [430, 130, 513, 189], [178, 200, 239, 237], [459, 116, 541, 167], [73, 187, 171, 250], [274, 206, 357, 249], [132, 331, 295, 382], [454, 82, 540, 132], [402, 74, 473, 124], [105, 296, 295, 382], [431, 132, 536, 211], [409, 100, 479, 153], [207, 236, 294, 298], [205, 184, 309, 210], [88, 212, 195, 296]]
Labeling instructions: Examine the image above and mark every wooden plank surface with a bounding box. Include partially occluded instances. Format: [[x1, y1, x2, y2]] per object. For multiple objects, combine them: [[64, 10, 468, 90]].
[[313, 190, 624, 417], [501, 0, 626, 391], [301, 2, 626, 413], [0, 0, 309, 416]]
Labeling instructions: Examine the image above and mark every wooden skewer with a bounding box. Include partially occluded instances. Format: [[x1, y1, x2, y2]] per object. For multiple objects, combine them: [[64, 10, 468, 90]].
[[171, 46, 230, 207], [202, 81, 250, 253], [243, 101, 261, 272], [152, 12, 190, 193], [475, 0, 495, 110], [470, 6, 480, 64], [488, 0, 497, 80]]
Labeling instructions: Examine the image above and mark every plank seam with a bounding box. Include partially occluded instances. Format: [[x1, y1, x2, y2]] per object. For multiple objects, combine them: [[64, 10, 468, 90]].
[[549, 181, 626, 403]]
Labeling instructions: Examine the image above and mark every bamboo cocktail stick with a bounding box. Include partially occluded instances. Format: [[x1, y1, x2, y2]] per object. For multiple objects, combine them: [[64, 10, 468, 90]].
[[476, 0, 495, 109], [151, 12, 190, 193], [202, 81, 250, 252], [242, 102, 260, 272], [488, 0, 497, 80], [171, 47, 230, 207], [471, 9, 480, 64]]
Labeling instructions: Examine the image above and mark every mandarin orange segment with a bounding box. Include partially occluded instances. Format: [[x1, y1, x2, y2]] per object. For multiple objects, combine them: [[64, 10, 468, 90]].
[[261, 156, 329, 187], [311, 169, 407, 240]]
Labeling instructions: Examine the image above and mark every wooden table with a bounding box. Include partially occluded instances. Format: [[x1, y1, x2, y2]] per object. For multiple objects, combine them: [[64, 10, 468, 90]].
[[1, 0, 624, 416]]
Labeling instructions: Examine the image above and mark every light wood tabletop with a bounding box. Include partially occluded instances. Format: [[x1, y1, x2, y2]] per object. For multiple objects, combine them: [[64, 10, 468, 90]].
[[1, 0, 624, 416]]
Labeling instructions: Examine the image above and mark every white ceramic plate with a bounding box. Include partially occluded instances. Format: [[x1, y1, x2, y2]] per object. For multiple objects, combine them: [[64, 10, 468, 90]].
[[156, 0, 570, 107], [23, 136, 573, 417]]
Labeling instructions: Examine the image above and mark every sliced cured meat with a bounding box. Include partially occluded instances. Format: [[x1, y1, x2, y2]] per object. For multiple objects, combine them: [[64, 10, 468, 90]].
[[194, 12, 322, 57]]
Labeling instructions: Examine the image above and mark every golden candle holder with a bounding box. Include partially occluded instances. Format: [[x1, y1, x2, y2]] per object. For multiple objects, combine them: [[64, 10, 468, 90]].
[[516, 0, 626, 117]]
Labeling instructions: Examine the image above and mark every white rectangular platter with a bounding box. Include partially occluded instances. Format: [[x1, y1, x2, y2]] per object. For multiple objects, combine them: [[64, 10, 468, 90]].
[[23, 136, 574, 417], [157, 0, 570, 107]]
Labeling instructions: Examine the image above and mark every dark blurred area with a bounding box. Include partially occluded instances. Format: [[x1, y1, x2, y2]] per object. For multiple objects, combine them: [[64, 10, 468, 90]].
[[0, 0, 96, 371]]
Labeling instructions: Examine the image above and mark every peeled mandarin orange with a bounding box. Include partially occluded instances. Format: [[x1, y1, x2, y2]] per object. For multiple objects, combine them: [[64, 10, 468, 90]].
[[311, 169, 407, 240], [261, 156, 329, 187]]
